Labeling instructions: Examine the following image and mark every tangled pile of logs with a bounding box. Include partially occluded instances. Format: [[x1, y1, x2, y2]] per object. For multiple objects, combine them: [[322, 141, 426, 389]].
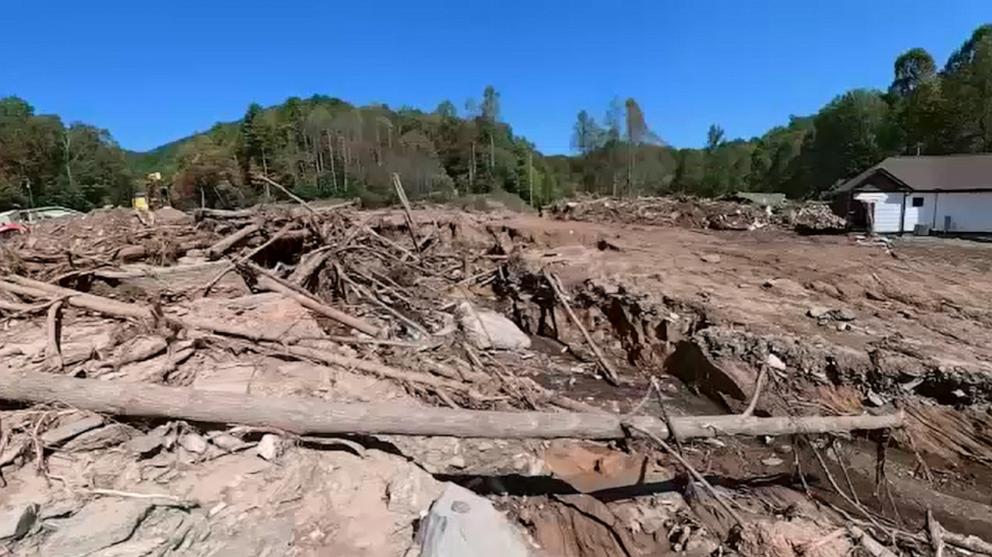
[[0, 176, 975, 556]]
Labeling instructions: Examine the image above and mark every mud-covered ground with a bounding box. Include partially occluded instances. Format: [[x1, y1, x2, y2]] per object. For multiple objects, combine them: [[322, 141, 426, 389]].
[[1, 201, 990, 556]]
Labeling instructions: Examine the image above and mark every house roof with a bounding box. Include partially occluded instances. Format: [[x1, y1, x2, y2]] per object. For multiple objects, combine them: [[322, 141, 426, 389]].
[[835, 154, 992, 193]]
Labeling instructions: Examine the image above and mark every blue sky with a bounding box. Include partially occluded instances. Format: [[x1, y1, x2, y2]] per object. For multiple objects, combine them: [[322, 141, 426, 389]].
[[2, 1, 990, 153]]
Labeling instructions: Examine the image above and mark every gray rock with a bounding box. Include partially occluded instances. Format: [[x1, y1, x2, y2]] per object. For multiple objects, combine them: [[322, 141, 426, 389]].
[[455, 302, 531, 351], [806, 306, 830, 319], [124, 431, 166, 456], [418, 483, 530, 557], [179, 433, 208, 454], [42, 499, 152, 556], [831, 308, 857, 322], [256, 434, 284, 461], [61, 424, 136, 452], [41, 415, 105, 448], [765, 353, 786, 371], [0, 503, 38, 540]]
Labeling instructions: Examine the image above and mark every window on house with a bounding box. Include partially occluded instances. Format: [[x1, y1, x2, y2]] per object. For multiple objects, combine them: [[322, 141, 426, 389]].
[[912, 197, 924, 207]]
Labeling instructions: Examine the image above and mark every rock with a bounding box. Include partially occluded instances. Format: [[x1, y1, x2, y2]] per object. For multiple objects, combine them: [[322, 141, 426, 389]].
[[0, 503, 38, 540], [179, 432, 208, 454], [836, 322, 850, 332], [761, 456, 785, 467], [699, 253, 721, 264], [418, 483, 530, 557], [153, 206, 191, 225], [41, 499, 153, 556], [210, 432, 250, 452], [765, 353, 786, 371], [256, 434, 284, 461], [830, 308, 856, 322], [806, 306, 830, 319], [807, 306, 856, 322], [61, 424, 136, 452], [40, 415, 105, 447], [123, 431, 166, 456], [39, 499, 82, 520], [866, 390, 887, 407], [455, 302, 531, 351]]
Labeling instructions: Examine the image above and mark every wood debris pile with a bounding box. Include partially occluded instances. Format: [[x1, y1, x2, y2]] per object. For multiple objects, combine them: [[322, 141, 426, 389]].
[[549, 195, 851, 235], [0, 186, 981, 556]]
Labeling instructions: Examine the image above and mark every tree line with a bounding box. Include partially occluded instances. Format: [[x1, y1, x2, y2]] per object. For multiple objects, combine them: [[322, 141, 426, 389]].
[[559, 24, 992, 200], [3, 23, 992, 211], [0, 97, 131, 210], [131, 87, 561, 209]]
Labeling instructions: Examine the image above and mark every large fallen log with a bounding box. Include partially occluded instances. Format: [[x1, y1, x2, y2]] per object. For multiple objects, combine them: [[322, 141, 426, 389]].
[[0, 370, 903, 440], [205, 223, 261, 259], [0, 276, 283, 343], [115, 239, 210, 262], [251, 265, 382, 337], [279, 344, 467, 391]]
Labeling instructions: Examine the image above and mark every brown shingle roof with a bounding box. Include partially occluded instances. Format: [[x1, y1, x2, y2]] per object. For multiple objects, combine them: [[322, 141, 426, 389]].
[[835, 154, 992, 192]]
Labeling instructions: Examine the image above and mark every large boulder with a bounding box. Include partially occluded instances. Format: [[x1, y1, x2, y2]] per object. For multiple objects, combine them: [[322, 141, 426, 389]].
[[418, 483, 532, 557], [455, 302, 531, 351]]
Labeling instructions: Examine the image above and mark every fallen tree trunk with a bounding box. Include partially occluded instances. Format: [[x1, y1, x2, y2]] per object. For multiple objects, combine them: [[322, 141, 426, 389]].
[[252, 265, 382, 337], [279, 344, 468, 392], [115, 239, 209, 262], [206, 224, 261, 260], [0, 276, 284, 342], [0, 370, 903, 440], [194, 207, 258, 220]]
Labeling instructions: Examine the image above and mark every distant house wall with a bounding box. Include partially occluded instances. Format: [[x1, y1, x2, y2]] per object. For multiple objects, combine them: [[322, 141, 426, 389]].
[[852, 190, 992, 233], [902, 192, 937, 231], [934, 192, 992, 233]]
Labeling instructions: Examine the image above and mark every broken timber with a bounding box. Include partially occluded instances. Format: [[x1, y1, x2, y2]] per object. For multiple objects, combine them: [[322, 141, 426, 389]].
[[0, 370, 903, 440]]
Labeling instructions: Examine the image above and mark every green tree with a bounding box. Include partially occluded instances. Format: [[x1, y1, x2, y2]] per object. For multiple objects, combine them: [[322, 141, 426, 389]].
[[942, 27, 992, 152], [481, 85, 501, 123], [706, 124, 725, 151], [801, 89, 900, 194], [623, 98, 648, 195], [435, 100, 457, 119], [604, 97, 623, 143], [571, 110, 604, 154], [889, 48, 937, 98]]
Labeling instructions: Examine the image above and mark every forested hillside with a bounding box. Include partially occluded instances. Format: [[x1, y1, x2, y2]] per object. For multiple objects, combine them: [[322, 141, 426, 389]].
[[128, 87, 562, 209], [561, 24, 992, 199], [0, 97, 131, 210], [3, 24, 992, 211]]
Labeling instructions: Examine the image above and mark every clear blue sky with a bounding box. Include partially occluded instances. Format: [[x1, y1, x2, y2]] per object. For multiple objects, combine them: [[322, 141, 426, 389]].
[[2, 0, 990, 154]]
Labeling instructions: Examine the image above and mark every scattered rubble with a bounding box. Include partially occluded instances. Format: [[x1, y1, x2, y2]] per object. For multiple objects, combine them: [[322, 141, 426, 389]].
[[0, 192, 990, 556], [791, 202, 849, 234], [548, 195, 850, 235]]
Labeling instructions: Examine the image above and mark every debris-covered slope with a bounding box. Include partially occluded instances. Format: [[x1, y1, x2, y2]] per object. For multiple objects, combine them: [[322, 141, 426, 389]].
[[0, 196, 990, 556]]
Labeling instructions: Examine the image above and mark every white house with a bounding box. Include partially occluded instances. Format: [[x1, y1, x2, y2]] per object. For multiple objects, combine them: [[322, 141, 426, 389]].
[[834, 154, 992, 234]]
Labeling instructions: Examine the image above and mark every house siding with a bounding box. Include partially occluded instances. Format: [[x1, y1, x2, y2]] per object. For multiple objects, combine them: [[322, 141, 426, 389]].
[[854, 192, 904, 233], [933, 192, 992, 233], [903, 192, 937, 231]]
